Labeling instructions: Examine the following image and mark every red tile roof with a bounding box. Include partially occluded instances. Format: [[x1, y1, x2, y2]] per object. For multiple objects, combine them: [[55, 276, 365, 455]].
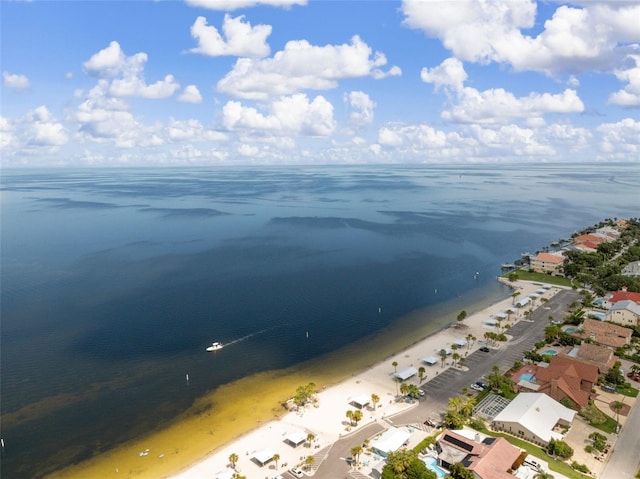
[[534, 252, 564, 264], [610, 291, 640, 304]]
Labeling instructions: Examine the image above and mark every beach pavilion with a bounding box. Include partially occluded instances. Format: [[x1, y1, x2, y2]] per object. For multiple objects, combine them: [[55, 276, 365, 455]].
[[371, 427, 412, 457], [453, 339, 467, 348], [393, 366, 418, 381], [349, 394, 371, 409], [214, 468, 235, 479], [283, 430, 307, 448], [422, 356, 439, 366], [251, 448, 275, 467]]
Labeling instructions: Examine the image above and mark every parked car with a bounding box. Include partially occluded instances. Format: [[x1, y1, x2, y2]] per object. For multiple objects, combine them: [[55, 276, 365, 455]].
[[290, 467, 304, 478], [418, 388, 426, 396], [479, 346, 490, 352], [470, 383, 483, 391], [602, 384, 617, 393], [475, 381, 488, 390]]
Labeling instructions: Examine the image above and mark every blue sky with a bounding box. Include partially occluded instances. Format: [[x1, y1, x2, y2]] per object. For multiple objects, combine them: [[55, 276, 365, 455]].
[[1, 0, 639, 166]]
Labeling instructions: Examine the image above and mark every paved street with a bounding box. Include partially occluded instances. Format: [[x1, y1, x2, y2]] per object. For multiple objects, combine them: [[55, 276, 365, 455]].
[[314, 288, 580, 478]]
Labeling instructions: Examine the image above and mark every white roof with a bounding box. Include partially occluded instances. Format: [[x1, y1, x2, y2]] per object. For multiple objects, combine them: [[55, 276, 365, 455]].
[[350, 394, 370, 408], [252, 448, 275, 465], [215, 469, 234, 479], [284, 430, 307, 446], [422, 356, 439, 365], [493, 393, 575, 443], [484, 319, 499, 326], [517, 297, 531, 307], [372, 427, 411, 455], [453, 339, 467, 347], [394, 366, 418, 381]]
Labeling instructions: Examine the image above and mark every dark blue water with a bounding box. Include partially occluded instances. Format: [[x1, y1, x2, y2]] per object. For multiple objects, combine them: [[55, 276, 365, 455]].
[[1, 164, 637, 478]]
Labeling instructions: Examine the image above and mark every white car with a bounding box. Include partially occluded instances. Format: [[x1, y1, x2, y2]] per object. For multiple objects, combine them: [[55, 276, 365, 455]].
[[289, 467, 304, 478]]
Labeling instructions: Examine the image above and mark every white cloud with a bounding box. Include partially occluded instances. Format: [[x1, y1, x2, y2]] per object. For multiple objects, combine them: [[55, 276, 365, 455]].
[[346, 91, 376, 125], [217, 35, 400, 100], [185, 0, 306, 11], [83, 41, 179, 99], [3, 71, 30, 91], [421, 57, 467, 91], [222, 93, 335, 136], [188, 15, 271, 58], [178, 85, 204, 104], [443, 87, 584, 124], [597, 118, 640, 156], [166, 118, 227, 142], [402, 0, 640, 77], [378, 123, 447, 148], [608, 53, 640, 107]]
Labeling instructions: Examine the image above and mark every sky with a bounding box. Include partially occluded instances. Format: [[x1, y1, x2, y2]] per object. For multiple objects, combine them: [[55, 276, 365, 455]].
[[1, 0, 639, 167]]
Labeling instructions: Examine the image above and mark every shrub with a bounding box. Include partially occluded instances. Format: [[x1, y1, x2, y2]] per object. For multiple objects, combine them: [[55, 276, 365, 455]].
[[571, 461, 590, 473], [584, 445, 594, 454]]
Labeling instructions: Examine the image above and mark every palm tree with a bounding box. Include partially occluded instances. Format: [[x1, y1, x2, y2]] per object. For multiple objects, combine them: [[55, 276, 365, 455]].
[[392, 360, 398, 372], [371, 393, 380, 410], [533, 466, 555, 479], [304, 455, 315, 471], [611, 401, 624, 432], [394, 376, 401, 396], [511, 291, 521, 304], [306, 432, 315, 447], [452, 352, 460, 367], [352, 409, 363, 425], [228, 453, 239, 469], [466, 333, 474, 350], [418, 366, 426, 383], [440, 349, 447, 368], [346, 409, 354, 426], [273, 453, 280, 469], [400, 382, 409, 397], [350, 445, 363, 465]]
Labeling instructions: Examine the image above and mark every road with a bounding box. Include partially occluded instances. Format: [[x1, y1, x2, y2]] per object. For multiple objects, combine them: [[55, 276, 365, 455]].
[[312, 288, 579, 478]]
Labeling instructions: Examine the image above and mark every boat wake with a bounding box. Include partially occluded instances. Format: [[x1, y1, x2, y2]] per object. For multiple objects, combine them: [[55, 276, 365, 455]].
[[206, 328, 271, 352]]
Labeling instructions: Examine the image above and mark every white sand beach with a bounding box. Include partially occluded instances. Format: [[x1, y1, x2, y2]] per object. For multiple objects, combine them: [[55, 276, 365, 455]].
[[169, 280, 554, 479]]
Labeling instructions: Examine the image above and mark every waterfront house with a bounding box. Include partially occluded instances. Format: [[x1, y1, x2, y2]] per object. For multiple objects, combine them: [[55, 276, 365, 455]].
[[582, 318, 633, 348], [530, 252, 565, 275], [606, 300, 640, 327]]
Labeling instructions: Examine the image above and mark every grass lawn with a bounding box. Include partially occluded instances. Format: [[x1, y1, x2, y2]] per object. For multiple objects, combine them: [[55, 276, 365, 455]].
[[502, 269, 574, 287], [591, 415, 619, 434], [617, 385, 639, 398], [470, 426, 592, 479]]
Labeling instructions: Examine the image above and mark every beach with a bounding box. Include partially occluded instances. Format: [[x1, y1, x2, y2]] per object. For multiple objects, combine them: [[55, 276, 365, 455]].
[[165, 279, 548, 479]]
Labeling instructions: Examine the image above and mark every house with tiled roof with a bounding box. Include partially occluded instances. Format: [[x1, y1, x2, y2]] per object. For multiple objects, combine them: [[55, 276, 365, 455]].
[[606, 300, 640, 327], [530, 252, 565, 275], [575, 234, 607, 245], [582, 318, 633, 348], [512, 355, 597, 409], [602, 289, 640, 309], [436, 429, 520, 479], [492, 393, 575, 447], [573, 342, 616, 372]]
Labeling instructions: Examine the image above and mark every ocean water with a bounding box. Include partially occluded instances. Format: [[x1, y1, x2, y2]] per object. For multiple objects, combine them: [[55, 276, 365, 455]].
[[0, 163, 637, 478]]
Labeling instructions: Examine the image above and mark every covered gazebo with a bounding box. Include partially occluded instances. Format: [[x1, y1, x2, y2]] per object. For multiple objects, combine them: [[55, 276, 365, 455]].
[[350, 394, 371, 409], [422, 356, 439, 366], [284, 430, 307, 448], [394, 366, 418, 381], [251, 448, 275, 467]]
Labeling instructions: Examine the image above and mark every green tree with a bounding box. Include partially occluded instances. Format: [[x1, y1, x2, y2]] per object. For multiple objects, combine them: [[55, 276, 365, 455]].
[[611, 401, 625, 432], [273, 453, 280, 469], [346, 409, 354, 426], [381, 448, 436, 479], [306, 432, 315, 447], [512, 291, 521, 304], [304, 455, 315, 471], [371, 393, 380, 410], [533, 468, 555, 479], [440, 349, 447, 368], [548, 438, 573, 459], [392, 360, 398, 372], [228, 452, 239, 469], [350, 445, 363, 465], [352, 409, 363, 425], [449, 462, 475, 479], [418, 366, 426, 383]]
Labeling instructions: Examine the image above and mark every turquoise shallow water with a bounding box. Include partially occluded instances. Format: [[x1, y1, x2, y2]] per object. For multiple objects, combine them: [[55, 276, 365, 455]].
[[1, 163, 638, 478]]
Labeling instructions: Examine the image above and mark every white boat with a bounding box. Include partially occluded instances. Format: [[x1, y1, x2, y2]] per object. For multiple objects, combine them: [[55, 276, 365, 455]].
[[206, 342, 223, 352]]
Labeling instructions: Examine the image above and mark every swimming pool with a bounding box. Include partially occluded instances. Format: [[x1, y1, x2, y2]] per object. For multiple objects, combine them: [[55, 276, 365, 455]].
[[564, 327, 576, 333], [423, 457, 446, 478], [519, 373, 536, 382], [542, 349, 558, 355]]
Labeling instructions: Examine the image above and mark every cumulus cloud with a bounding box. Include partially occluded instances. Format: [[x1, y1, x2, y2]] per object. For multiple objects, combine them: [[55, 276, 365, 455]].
[[346, 91, 376, 125], [178, 85, 203, 104], [3, 71, 30, 91], [166, 118, 227, 142], [443, 87, 584, 124], [402, 0, 640, 77], [185, 0, 306, 11], [83, 41, 179, 99], [217, 35, 400, 100], [421, 57, 467, 91], [608, 53, 640, 107], [188, 15, 271, 58], [222, 93, 335, 136], [597, 118, 640, 156]]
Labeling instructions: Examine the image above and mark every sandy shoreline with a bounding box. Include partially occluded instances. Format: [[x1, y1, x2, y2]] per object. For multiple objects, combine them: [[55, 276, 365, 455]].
[[168, 279, 550, 479]]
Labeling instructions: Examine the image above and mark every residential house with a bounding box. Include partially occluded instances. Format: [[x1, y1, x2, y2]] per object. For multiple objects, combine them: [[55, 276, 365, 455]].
[[530, 252, 565, 275], [436, 429, 520, 479], [511, 355, 598, 409], [582, 318, 633, 348], [602, 289, 640, 309], [606, 300, 640, 327], [572, 342, 617, 372], [622, 260, 640, 277], [492, 393, 576, 446]]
